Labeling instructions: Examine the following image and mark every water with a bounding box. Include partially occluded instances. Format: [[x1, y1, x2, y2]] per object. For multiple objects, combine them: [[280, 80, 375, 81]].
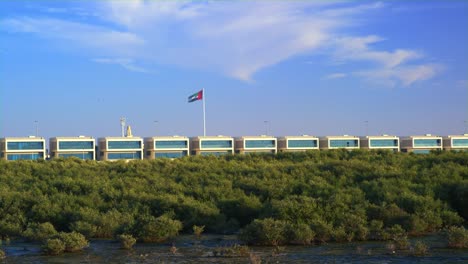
[[1, 234, 467, 263]]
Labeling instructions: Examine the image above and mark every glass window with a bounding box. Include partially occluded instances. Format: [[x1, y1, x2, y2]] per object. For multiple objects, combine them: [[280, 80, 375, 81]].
[[370, 139, 398, 147], [287, 139, 317, 148], [413, 139, 441, 147], [200, 151, 231, 156], [59, 141, 93, 150], [107, 151, 141, 160], [245, 140, 275, 148], [453, 139, 468, 147], [7, 141, 43, 150], [155, 151, 187, 158], [58, 152, 94, 160], [244, 150, 275, 154], [155, 140, 188, 149], [413, 149, 431, 154], [201, 140, 232, 148], [330, 139, 358, 148], [7, 153, 43, 160], [108, 141, 141, 149]]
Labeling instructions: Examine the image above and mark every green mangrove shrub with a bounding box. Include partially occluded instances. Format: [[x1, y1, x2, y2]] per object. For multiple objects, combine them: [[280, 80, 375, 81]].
[[240, 218, 287, 246], [135, 215, 183, 243], [446, 226, 468, 248], [57, 232, 89, 252], [285, 223, 315, 245], [43, 238, 66, 255], [413, 241, 429, 256], [118, 234, 136, 249], [23, 222, 57, 242], [0, 151, 466, 246], [69, 221, 97, 238], [193, 225, 205, 238]]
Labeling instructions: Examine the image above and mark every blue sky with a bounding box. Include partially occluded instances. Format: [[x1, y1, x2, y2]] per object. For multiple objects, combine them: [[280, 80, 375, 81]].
[[1, 0, 467, 139]]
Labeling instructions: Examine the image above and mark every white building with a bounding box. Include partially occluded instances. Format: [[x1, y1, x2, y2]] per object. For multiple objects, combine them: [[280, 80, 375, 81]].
[[360, 135, 400, 152], [319, 135, 360, 150], [0, 136, 46, 160], [98, 137, 143, 160], [235, 135, 277, 154], [145, 136, 190, 159], [443, 134, 468, 151], [190, 136, 234, 156], [277, 135, 319, 152], [50, 136, 95, 160], [400, 134, 443, 153]]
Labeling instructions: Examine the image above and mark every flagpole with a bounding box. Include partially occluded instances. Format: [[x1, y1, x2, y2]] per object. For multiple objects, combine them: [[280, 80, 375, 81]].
[[203, 88, 206, 136]]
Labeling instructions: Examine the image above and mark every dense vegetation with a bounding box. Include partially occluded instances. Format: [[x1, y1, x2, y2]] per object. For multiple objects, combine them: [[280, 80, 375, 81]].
[[0, 150, 467, 247]]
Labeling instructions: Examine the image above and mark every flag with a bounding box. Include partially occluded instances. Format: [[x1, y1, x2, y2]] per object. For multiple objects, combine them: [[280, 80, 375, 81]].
[[188, 90, 203, 103]]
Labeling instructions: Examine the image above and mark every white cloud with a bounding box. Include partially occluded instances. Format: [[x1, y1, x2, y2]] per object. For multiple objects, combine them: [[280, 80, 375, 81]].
[[334, 36, 422, 68], [332, 35, 438, 86], [1, 17, 144, 57], [356, 64, 442, 87], [456, 80, 468, 89], [321, 2, 385, 17], [44, 7, 68, 14], [104, 0, 201, 28], [394, 64, 440, 86], [0, 1, 442, 86], [93, 58, 149, 73], [325, 73, 347, 79], [100, 1, 339, 80]]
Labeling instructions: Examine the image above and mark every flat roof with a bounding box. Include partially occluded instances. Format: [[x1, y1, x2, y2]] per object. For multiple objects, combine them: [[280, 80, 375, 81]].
[[361, 135, 399, 139], [279, 136, 319, 139], [191, 136, 233, 140], [403, 135, 442, 139], [99, 137, 143, 140], [1, 137, 45, 140], [446, 134, 468, 138], [236, 135, 277, 139], [321, 135, 359, 139], [147, 136, 189, 140], [51, 136, 94, 140]]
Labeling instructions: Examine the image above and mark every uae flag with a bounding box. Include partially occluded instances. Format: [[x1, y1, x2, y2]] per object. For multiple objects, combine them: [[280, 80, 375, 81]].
[[188, 90, 203, 103]]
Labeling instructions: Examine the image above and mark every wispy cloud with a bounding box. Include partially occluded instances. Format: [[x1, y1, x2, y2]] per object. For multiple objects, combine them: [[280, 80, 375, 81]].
[[0, 1, 442, 86], [325, 73, 347, 79], [93, 58, 149, 73], [331, 35, 440, 86], [321, 1, 385, 17], [334, 35, 423, 68], [98, 1, 342, 81], [456, 79, 468, 89], [1, 17, 144, 57], [44, 7, 68, 14], [355, 64, 442, 87]]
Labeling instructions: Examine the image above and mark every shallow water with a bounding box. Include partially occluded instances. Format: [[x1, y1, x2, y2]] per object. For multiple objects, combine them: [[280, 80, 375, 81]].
[[1, 234, 467, 263]]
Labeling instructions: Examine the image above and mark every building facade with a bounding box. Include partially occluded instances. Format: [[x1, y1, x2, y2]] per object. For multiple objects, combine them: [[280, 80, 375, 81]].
[[145, 136, 190, 159], [0, 136, 46, 160], [319, 135, 360, 150], [443, 134, 468, 151], [190, 136, 234, 156], [400, 134, 443, 153], [277, 135, 319, 152], [235, 136, 277, 154], [360, 135, 400, 152], [98, 137, 143, 161], [49, 136, 95, 160]]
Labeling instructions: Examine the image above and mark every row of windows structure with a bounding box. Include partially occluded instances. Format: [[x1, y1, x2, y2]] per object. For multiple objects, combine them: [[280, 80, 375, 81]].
[[1, 134, 467, 161]]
